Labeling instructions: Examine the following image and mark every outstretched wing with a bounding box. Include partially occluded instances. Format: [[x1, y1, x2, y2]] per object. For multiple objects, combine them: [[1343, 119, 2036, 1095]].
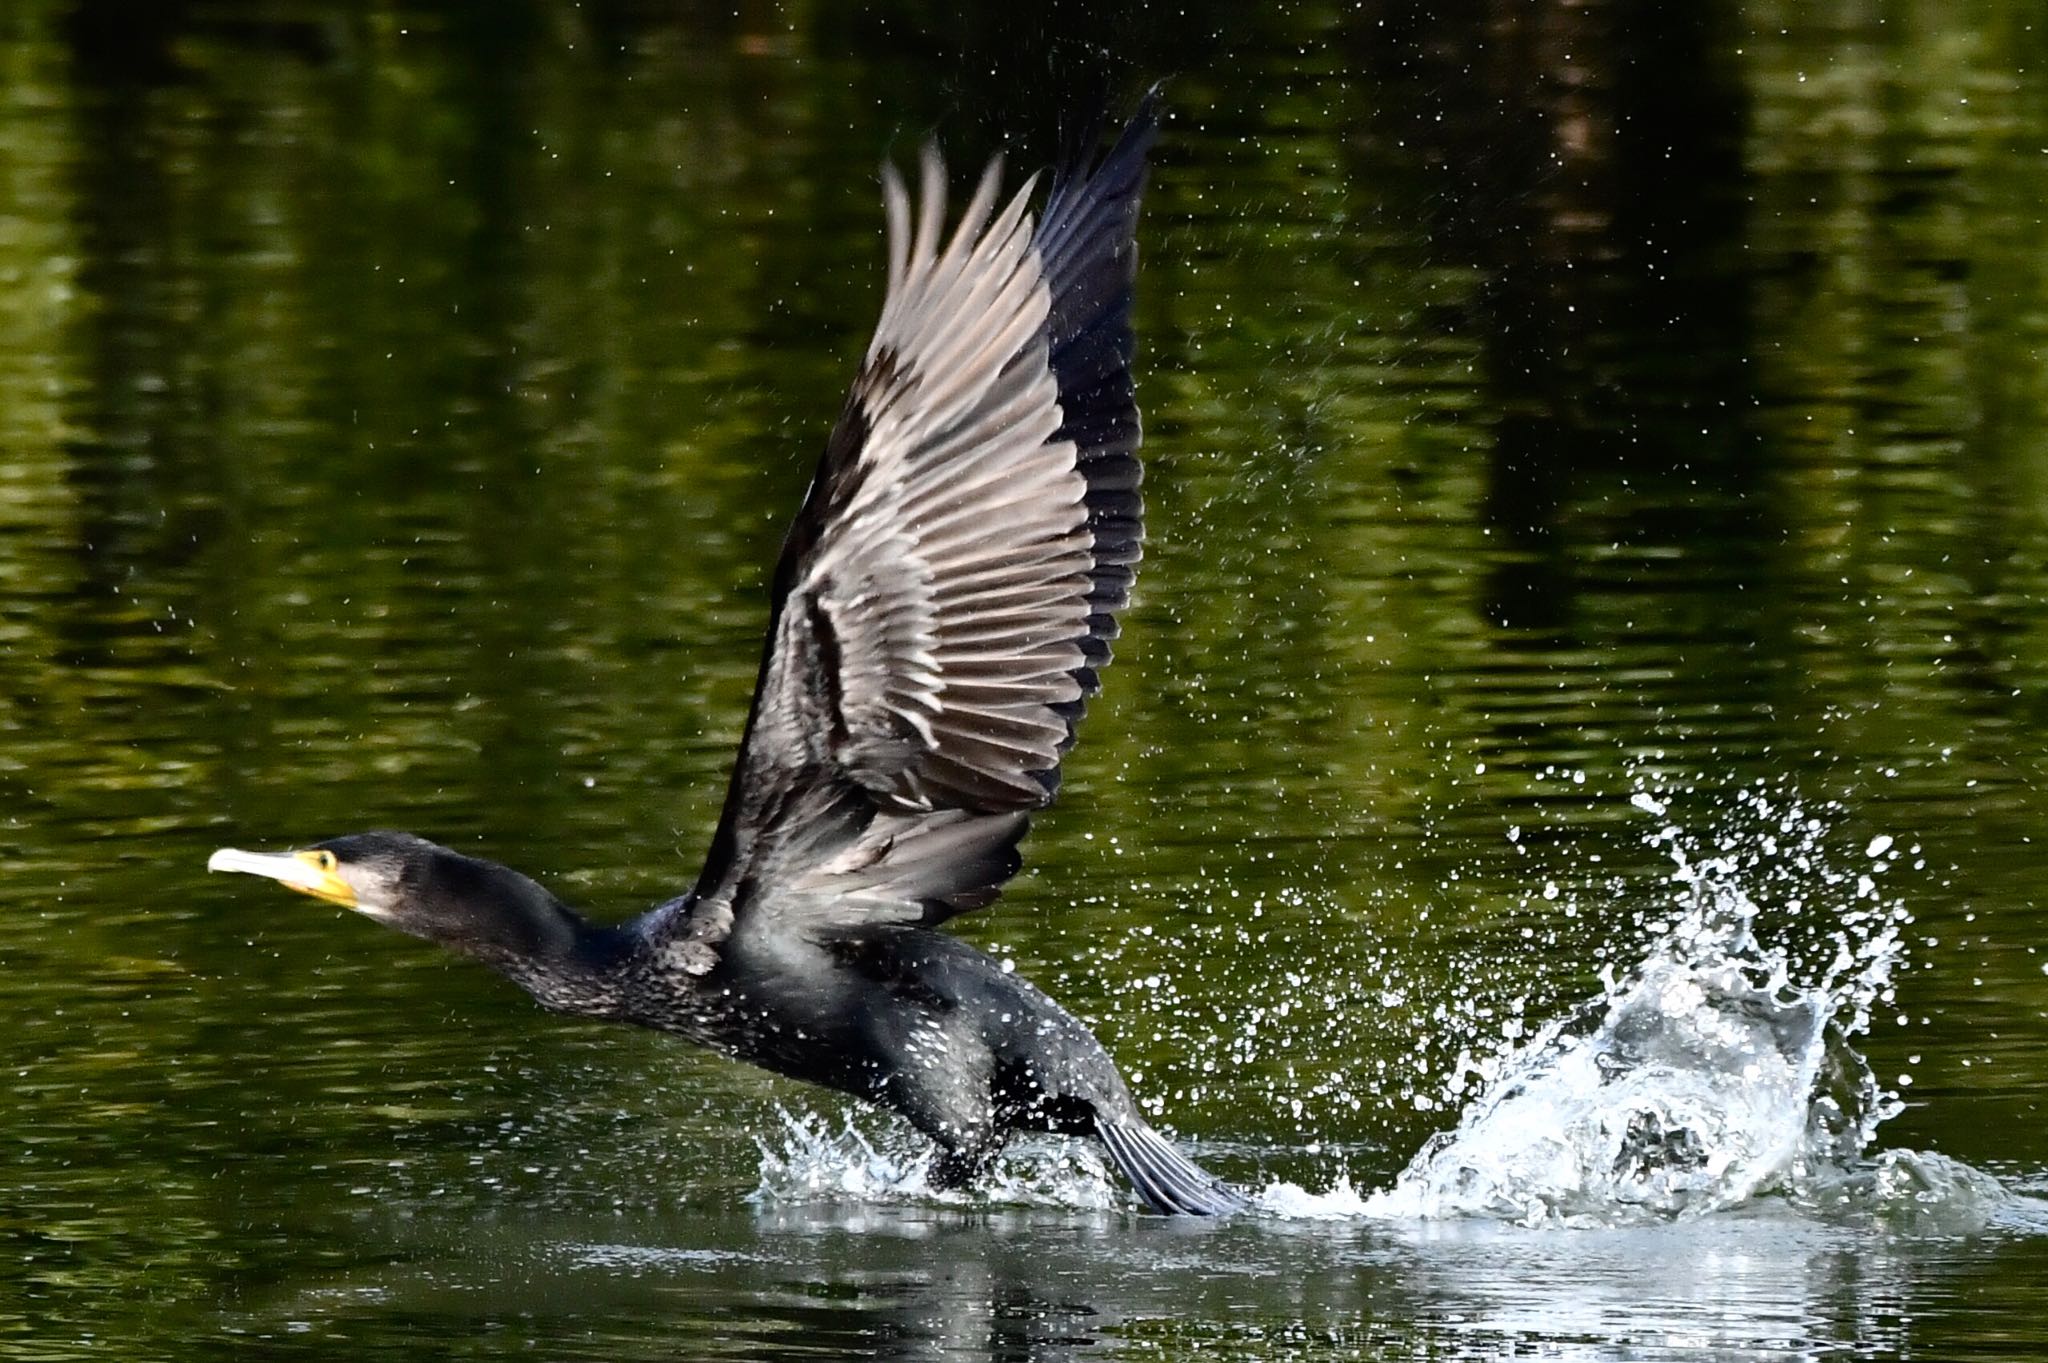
[[658, 95, 1159, 967]]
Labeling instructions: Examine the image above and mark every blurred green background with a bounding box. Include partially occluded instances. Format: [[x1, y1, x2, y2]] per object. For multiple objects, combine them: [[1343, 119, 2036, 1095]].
[[4, 1, 2048, 1358]]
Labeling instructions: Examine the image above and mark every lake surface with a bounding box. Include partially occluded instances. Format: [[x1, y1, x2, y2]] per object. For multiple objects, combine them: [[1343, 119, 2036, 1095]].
[[6, 2, 2048, 1358]]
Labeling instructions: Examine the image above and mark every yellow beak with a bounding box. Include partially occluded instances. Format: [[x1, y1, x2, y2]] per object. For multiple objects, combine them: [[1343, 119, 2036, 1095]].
[[206, 848, 358, 907]]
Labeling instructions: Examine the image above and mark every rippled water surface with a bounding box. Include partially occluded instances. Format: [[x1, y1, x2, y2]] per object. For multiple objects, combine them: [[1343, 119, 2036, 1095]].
[[7, 3, 2048, 1359]]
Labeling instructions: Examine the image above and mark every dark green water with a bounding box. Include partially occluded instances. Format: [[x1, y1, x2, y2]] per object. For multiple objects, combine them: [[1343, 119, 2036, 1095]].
[[7, 2, 2048, 1358]]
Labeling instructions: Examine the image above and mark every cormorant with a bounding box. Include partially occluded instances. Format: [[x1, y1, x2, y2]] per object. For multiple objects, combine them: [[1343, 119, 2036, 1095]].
[[208, 93, 1243, 1216]]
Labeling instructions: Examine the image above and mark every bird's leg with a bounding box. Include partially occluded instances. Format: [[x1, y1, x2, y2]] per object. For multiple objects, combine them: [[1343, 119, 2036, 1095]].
[[928, 1132, 1007, 1190]]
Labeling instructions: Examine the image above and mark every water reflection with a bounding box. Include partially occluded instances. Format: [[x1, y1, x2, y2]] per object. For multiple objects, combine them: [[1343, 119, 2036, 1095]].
[[220, 1197, 2045, 1361], [6, 0, 2048, 1359]]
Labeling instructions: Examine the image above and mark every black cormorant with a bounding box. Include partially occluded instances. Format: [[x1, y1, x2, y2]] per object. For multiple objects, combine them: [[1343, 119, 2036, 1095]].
[[208, 93, 1242, 1216]]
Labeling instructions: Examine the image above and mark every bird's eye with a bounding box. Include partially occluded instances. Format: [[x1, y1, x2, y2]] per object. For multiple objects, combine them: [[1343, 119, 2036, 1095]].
[[316, 850, 337, 872]]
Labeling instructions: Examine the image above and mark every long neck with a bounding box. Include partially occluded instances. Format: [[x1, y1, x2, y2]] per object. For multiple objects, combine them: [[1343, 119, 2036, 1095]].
[[423, 856, 641, 1018], [471, 903, 640, 1018]]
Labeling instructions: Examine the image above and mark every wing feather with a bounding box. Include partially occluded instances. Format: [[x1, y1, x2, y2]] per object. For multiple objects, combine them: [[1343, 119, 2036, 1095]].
[[660, 94, 1161, 963]]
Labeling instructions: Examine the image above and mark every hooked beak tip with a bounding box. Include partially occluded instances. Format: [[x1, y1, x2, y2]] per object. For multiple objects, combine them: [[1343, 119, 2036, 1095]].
[[206, 846, 359, 908]]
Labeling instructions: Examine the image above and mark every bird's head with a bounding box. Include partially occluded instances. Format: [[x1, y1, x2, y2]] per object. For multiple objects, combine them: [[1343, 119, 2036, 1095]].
[[207, 831, 579, 962]]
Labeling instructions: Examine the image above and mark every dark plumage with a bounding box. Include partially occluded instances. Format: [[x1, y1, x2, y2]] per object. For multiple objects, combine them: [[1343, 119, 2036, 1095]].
[[208, 93, 1243, 1217]]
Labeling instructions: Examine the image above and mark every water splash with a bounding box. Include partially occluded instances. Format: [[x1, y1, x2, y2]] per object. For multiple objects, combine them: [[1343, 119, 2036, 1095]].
[[754, 787, 2016, 1229], [1269, 786, 2008, 1228], [753, 1108, 1121, 1212], [1355, 909, 1853, 1225]]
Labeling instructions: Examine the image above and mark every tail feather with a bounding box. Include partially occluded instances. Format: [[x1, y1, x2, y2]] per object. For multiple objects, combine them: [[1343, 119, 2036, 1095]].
[[1097, 1119, 1249, 1217]]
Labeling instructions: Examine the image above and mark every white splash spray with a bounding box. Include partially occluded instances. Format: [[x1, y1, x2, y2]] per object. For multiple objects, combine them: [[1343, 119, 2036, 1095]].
[[754, 1109, 1120, 1211], [754, 786, 2013, 1228], [1264, 786, 2006, 1226]]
